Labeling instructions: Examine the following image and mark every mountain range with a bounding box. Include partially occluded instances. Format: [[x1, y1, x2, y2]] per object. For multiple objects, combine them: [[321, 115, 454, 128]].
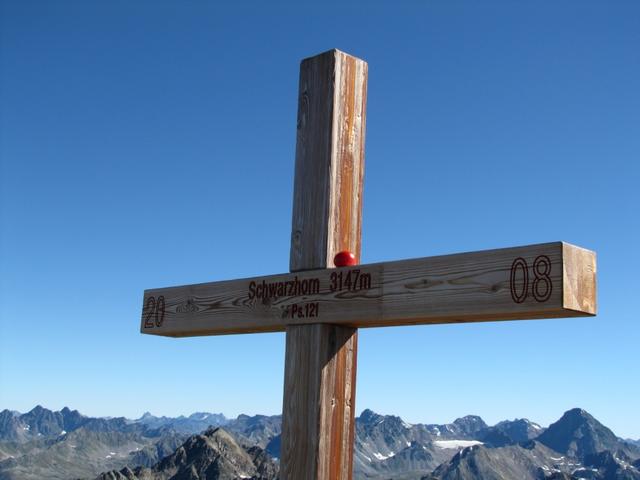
[[0, 406, 638, 479]]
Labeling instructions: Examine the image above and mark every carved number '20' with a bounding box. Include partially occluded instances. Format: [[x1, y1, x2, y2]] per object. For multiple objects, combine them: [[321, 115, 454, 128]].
[[510, 256, 553, 304], [143, 296, 165, 328]]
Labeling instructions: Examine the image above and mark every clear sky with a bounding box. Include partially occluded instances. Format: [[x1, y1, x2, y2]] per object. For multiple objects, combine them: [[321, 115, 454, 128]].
[[1, 1, 639, 439]]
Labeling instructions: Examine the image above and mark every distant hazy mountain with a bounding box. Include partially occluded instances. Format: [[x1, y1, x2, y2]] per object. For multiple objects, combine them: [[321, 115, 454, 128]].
[[223, 414, 282, 449], [480, 418, 545, 446], [0, 406, 228, 445], [133, 411, 228, 434]]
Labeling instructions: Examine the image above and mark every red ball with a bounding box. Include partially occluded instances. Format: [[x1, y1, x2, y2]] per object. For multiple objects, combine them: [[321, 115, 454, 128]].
[[334, 251, 358, 267]]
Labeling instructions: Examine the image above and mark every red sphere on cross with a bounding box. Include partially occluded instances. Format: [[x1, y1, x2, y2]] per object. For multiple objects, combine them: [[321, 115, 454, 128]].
[[334, 251, 358, 267]]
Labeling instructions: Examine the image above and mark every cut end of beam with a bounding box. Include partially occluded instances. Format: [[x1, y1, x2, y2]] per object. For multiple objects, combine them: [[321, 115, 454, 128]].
[[562, 242, 597, 315], [301, 48, 367, 65]]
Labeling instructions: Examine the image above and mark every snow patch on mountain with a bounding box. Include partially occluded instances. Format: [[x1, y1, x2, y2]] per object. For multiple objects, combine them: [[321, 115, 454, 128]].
[[434, 440, 483, 449]]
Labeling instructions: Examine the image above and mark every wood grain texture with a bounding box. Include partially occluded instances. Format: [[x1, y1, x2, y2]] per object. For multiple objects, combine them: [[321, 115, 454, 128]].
[[562, 243, 597, 314], [140, 242, 597, 337], [282, 49, 366, 480], [289, 49, 367, 272], [281, 324, 358, 480]]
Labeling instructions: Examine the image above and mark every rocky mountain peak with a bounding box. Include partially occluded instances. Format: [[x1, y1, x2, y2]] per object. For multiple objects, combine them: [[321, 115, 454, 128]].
[[564, 407, 591, 421], [482, 418, 545, 446], [27, 405, 49, 415], [452, 415, 488, 437], [537, 408, 625, 461], [359, 408, 384, 424], [95, 426, 278, 480], [60, 407, 86, 430], [202, 425, 231, 438], [453, 415, 487, 430], [454, 415, 486, 426]]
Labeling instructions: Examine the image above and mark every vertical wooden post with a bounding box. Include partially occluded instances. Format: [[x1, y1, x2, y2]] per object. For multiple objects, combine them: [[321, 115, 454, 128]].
[[281, 50, 368, 480]]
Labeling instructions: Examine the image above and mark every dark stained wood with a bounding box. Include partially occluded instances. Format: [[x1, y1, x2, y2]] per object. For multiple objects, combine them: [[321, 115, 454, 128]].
[[140, 241, 597, 337]]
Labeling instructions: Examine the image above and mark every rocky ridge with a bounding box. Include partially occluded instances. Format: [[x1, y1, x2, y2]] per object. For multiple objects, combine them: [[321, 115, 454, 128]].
[[1, 406, 639, 480]]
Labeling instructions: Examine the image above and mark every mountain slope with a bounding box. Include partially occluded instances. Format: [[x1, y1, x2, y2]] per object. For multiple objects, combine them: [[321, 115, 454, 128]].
[[95, 427, 278, 480], [537, 408, 640, 462], [371, 441, 455, 480], [0, 428, 185, 480], [0, 406, 189, 480], [583, 450, 640, 480], [424, 441, 584, 480], [424, 408, 640, 480], [0, 406, 88, 442], [353, 409, 486, 479], [0, 408, 275, 480]]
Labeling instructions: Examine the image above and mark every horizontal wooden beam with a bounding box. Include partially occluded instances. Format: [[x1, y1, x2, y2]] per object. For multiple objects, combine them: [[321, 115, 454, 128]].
[[140, 242, 596, 337]]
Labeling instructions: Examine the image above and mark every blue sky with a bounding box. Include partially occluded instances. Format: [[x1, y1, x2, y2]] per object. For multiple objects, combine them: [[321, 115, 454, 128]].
[[1, 1, 639, 438]]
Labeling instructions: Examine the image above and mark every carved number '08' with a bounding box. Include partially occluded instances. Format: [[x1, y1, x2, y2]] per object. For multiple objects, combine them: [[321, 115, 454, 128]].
[[510, 256, 553, 304], [143, 296, 165, 328]]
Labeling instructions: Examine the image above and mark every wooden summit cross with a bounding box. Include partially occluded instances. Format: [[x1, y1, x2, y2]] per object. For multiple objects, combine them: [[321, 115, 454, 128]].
[[140, 50, 597, 480]]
